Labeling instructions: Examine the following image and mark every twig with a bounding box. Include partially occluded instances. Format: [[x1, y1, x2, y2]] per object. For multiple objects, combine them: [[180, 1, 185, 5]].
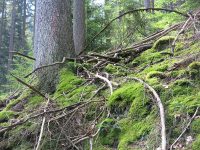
[[170, 107, 199, 150], [11, 51, 36, 60], [126, 77, 166, 150], [35, 96, 50, 150]]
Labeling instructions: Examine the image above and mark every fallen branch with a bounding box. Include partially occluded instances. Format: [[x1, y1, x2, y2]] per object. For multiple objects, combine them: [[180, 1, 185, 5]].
[[35, 96, 50, 150], [127, 77, 167, 150], [11, 74, 46, 98], [89, 53, 121, 62], [171, 17, 192, 54], [170, 107, 199, 150]]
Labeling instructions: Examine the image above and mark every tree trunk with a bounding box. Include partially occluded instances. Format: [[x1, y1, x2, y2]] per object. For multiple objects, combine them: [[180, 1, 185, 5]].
[[73, 0, 85, 55], [144, 0, 150, 9], [0, 0, 5, 50], [34, 0, 75, 93], [22, 0, 26, 49], [8, 0, 17, 70]]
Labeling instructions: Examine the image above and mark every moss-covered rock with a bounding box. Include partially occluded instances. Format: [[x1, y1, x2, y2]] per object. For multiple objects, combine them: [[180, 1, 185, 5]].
[[146, 71, 166, 79], [153, 36, 175, 51], [0, 110, 16, 123], [108, 83, 150, 119], [188, 62, 200, 79]]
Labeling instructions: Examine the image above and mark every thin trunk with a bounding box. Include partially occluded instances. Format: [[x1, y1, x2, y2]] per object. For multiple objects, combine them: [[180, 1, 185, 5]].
[[34, 0, 75, 92], [8, 0, 17, 70], [21, 0, 26, 49], [73, 0, 85, 55]]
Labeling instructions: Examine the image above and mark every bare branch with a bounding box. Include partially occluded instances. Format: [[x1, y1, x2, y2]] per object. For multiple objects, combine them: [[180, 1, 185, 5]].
[[170, 107, 199, 150], [127, 77, 167, 150]]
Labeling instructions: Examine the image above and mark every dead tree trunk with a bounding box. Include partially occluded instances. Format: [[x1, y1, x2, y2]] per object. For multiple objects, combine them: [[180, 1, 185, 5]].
[[34, 0, 75, 92]]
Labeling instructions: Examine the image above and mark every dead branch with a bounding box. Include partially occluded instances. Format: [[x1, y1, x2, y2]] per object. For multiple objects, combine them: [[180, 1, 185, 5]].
[[170, 107, 199, 150], [25, 57, 82, 78], [0, 100, 102, 134], [168, 52, 200, 71], [11, 51, 36, 60], [171, 17, 192, 54], [11, 74, 46, 98], [89, 53, 121, 62], [126, 77, 166, 150], [35, 96, 50, 150]]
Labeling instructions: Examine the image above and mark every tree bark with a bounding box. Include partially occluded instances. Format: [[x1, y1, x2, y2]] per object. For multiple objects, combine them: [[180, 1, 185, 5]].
[[34, 0, 75, 92], [8, 0, 17, 70], [21, 0, 26, 49], [0, 0, 5, 50], [73, 0, 85, 55]]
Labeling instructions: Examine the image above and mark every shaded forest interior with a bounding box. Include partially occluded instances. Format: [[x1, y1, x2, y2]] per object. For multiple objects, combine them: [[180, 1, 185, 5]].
[[1, 0, 200, 150]]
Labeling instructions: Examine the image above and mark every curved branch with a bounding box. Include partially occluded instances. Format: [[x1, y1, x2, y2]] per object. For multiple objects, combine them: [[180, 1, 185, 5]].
[[127, 77, 167, 150]]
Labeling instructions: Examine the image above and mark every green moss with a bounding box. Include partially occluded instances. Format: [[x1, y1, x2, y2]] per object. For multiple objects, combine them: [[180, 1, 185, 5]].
[[153, 36, 175, 51], [188, 62, 200, 79], [146, 71, 166, 79], [191, 119, 200, 134], [99, 118, 121, 146], [118, 116, 153, 150], [0, 110, 16, 122], [26, 96, 43, 109], [54, 68, 95, 106], [169, 69, 187, 78], [5, 89, 31, 111], [192, 135, 200, 150], [109, 83, 146, 117], [105, 64, 127, 75]]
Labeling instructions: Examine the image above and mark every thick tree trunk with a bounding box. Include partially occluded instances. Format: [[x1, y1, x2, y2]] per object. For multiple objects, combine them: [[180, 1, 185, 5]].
[[8, 0, 17, 70], [73, 0, 85, 55], [34, 0, 75, 92]]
